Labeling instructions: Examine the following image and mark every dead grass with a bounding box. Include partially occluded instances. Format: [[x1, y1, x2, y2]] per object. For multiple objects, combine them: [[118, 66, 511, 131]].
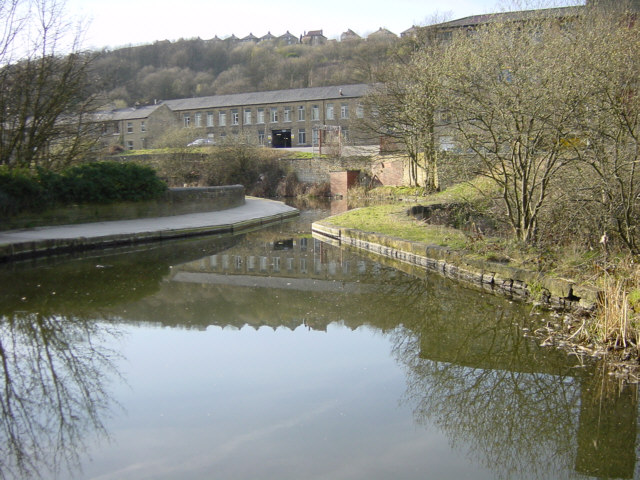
[[591, 261, 640, 349]]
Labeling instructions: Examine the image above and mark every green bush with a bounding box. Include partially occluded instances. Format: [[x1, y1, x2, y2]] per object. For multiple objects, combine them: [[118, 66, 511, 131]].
[[0, 168, 50, 215], [56, 162, 167, 203], [0, 162, 167, 217]]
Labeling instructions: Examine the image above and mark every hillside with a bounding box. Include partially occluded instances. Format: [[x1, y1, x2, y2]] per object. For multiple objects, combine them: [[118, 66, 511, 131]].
[[89, 35, 403, 108]]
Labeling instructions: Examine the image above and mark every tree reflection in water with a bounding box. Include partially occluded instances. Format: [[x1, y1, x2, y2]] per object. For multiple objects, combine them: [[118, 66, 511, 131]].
[[382, 272, 639, 480], [0, 312, 120, 480]]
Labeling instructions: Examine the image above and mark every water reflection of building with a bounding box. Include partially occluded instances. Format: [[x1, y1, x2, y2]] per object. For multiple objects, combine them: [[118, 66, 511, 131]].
[[171, 236, 384, 286]]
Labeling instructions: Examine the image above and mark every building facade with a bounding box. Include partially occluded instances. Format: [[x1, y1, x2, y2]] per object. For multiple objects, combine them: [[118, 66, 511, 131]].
[[163, 84, 369, 148], [96, 103, 177, 151]]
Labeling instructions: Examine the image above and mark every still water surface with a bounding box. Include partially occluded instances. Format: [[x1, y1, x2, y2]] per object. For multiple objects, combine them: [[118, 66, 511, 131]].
[[0, 208, 638, 479]]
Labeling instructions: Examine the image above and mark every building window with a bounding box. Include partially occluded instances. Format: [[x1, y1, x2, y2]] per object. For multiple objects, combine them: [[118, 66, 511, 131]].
[[183, 114, 190, 127], [326, 103, 334, 120], [270, 107, 278, 123], [194, 112, 202, 127], [311, 105, 319, 121], [126, 140, 134, 150], [207, 112, 214, 127], [356, 104, 364, 119], [298, 129, 306, 145], [127, 121, 133, 133], [140, 121, 146, 132], [342, 127, 349, 141], [219, 111, 226, 126], [341, 103, 349, 119], [244, 109, 252, 125], [284, 106, 291, 122], [231, 109, 239, 125], [298, 105, 305, 121], [312, 128, 319, 145], [258, 130, 265, 145], [257, 108, 265, 124]]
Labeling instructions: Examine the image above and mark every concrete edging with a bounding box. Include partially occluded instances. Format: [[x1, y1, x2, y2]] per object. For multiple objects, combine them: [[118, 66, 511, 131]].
[[0, 210, 299, 262], [311, 221, 599, 310]]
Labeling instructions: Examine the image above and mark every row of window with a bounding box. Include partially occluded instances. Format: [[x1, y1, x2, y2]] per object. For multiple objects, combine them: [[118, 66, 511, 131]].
[[123, 125, 350, 149], [196, 127, 348, 146], [125, 120, 146, 134], [182, 103, 364, 128]]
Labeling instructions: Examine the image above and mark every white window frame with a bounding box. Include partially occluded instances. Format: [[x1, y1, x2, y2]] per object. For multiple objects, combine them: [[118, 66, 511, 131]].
[[219, 111, 227, 127], [257, 108, 265, 124], [341, 103, 349, 119], [207, 111, 214, 127], [194, 112, 202, 127], [298, 128, 306, 145], [270, 107, 278, 123], [311, 105, 319, 121], [140, 121, 146, 132], [183, 114, 190, 127], [284, 106, 291, 122], [298, 105, 305, 121], [326, 103, 334, 120], [243, 109, 252, 125], [127, 121, 133, 133], [356, 104, 364, 119], [231, 109, 239, 126]]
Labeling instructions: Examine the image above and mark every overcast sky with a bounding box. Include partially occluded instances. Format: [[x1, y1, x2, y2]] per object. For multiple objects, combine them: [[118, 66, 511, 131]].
[[67, 0, 584, 51]]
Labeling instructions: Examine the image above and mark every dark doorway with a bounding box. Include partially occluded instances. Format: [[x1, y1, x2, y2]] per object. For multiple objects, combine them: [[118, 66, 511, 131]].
[[272, 129, 292, 148]]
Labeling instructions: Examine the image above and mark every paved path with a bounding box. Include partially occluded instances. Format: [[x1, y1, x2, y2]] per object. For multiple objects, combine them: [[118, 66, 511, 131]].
[[0, 198, 298, 261]]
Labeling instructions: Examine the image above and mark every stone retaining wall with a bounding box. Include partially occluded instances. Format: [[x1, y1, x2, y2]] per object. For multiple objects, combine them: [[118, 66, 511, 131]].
[[312, 222, 599, 311], [2, 185, 245, 230]]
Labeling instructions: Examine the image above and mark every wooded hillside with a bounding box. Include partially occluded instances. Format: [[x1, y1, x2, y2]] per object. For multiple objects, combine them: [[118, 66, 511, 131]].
[[89, 36, 401, 107]]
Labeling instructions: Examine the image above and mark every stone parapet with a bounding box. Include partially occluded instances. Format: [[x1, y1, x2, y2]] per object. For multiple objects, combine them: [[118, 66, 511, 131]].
[[311, 221, 599, 310]]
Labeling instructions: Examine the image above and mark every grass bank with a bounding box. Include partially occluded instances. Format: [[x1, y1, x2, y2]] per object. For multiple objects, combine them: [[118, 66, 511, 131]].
[[322, 181, 640, 379]]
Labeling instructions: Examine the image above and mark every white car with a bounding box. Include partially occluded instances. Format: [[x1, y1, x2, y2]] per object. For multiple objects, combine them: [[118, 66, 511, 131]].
[[187, 138, 215, 146]]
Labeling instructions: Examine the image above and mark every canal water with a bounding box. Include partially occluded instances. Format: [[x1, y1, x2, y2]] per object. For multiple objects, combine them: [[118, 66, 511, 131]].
[[0, 207, 637, 480]]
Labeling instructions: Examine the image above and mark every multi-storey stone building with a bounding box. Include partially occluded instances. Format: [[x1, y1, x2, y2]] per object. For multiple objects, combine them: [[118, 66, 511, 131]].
[[163, 83, 369, 148]]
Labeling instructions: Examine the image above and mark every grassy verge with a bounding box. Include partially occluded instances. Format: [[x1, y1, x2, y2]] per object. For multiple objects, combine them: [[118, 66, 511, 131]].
[[324, 182, 640, 375], [325, 204, 469, 249]]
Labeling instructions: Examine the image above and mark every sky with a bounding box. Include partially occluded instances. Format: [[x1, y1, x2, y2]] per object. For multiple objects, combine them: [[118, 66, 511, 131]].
[[65, 0, 583, 51]]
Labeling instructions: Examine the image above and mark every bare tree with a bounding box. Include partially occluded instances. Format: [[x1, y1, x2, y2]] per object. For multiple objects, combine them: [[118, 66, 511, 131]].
[[568, 4, 640, 255], [360, 27, 446, 191], [442, 9, 584, 243], [0, 0, 97, 170]]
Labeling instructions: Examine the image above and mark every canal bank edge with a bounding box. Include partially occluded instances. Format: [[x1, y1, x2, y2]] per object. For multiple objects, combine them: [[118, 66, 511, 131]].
[[0, 199, 299, 262], [311, 221, 599, 311]]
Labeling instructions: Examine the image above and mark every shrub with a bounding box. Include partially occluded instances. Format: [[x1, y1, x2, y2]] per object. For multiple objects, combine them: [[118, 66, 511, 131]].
[[0, 162, 167, 217], [57, 162, 167, 203], [0, 168, 50, 215]]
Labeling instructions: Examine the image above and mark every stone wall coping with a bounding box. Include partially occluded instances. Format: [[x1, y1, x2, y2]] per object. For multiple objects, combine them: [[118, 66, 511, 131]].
[[311, 221, 599, 310]]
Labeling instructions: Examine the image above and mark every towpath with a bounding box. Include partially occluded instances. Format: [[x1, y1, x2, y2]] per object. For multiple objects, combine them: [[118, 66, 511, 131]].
[[0, 197, 298, 261]]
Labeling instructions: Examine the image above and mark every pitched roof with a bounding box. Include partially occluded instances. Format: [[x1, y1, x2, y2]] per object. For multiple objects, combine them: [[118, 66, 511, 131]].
[[163, 84, 370, 111], [368, 27, 397, 38], [436, 6, 582, 29], [341, 29, 361, 40], [96, 104, 167, 121]]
